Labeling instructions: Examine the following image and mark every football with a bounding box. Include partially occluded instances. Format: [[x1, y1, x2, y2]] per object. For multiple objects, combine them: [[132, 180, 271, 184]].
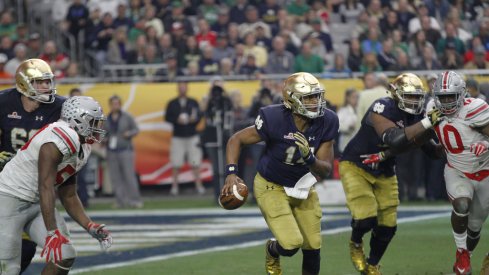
[[219, 181, 249, 210]]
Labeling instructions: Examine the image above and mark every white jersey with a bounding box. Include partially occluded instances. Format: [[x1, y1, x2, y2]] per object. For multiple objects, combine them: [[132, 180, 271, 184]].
[[431, 98, 489, 178], [0, 120, 91, 202]]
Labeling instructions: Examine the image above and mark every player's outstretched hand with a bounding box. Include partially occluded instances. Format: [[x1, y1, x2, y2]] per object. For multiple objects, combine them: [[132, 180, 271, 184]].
[[293, 132, 316, 165], [0, 151, 14, 171], [360, 151, 386, 170], [470, 141, 489, 157], [88, 222, 113, 251], [41, 229, 70, 263]]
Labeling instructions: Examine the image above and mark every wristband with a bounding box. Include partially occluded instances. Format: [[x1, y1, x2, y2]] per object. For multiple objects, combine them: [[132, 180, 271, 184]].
[[225, 164, 238, 176], [304, 153, 316, 166], [420, 117, 432, 129]]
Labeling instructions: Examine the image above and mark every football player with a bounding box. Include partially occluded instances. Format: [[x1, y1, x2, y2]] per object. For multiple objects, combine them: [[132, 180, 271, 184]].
[[222, 72, 338, 275], [431, 71, 489, 275], [339, 73, 443, 274], [0, 58, 65, 273], [0, 96, 112, 275]]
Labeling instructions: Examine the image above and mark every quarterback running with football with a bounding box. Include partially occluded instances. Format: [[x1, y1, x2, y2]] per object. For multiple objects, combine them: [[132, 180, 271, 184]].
[[430, 71, 489, 275], [0, 58, 66, 273], [0, 96, 112, 275], [222, 72, 338, 275], [339, 73, 443, 274]]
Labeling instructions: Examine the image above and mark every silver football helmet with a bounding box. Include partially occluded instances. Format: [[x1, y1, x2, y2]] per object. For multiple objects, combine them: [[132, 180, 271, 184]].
[[61, 96, 106, 144], [282, 72, 326, 119], [15, 59, 57, 103], [432, 71, 466, 115]]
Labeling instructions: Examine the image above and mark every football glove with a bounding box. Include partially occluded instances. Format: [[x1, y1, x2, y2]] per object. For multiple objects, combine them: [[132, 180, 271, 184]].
[[0, 151, 14, 171], [360, 151, 386, 170], [88, 222, 113, 251], [421, 108, 445, 129], [470, 141, 489, 157], [41, 229, 70, 264], [293, 132, 315, 165]]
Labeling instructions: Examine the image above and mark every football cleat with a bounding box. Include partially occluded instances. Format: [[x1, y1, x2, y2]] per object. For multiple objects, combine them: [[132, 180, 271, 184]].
[[363, 263, 381, 275], [265, 239, 282, 275], [480, 254, 489, 275], [453, 248, 471, 275], [349, 241, 367, 272]]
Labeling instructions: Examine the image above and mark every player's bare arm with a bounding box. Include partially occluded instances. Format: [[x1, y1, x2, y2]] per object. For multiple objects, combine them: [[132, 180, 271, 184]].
[[310, 139, 334, 179], [58, 175, 92, 230], [38, 142, 64, 231], [222, 126, 262, 195]]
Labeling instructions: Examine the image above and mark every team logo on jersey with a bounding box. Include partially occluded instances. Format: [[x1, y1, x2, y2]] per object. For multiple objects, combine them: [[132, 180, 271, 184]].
[[255, 115, 263, 130], [36, 116, 43, 121], [283, 133, 295, 140], [396, 120, 405, 128], [308, 136, 315, 141], [373, 102, 385, 114], [7, 112, 21, 119]]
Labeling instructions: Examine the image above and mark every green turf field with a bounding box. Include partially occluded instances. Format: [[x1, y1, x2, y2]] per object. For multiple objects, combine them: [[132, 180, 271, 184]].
[[76, 216, 489, 275]]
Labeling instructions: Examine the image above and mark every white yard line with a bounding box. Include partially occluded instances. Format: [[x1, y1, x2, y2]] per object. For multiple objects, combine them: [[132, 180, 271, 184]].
[[70, 211, 450, 274]]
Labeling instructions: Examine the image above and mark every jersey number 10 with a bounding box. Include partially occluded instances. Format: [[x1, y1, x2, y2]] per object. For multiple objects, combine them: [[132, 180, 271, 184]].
[[435, 124, 464, 154]]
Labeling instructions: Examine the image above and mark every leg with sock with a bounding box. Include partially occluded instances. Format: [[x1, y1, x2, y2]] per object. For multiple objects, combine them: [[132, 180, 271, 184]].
[[451, 197, 471, 275]]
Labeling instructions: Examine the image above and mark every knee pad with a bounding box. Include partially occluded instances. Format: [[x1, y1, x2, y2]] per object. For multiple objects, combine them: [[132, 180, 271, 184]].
[[453, 198, 471, 216], [373, 226, 397, 243], [302, 249, 320, 274], [351, 217, 377, 234], [277, 242, 299, 257]]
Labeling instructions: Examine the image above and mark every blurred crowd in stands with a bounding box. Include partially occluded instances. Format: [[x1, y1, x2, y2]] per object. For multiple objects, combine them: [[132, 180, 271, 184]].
[[0, 0, 489, 79]]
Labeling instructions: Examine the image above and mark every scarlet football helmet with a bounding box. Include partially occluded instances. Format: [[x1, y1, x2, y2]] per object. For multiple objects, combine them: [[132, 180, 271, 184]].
[[432, 71, 466, 115], [389, 73, 427, 115], [61, 96, 106, 144], [15, 59, 56, 103], [282, 72, 326, 119]]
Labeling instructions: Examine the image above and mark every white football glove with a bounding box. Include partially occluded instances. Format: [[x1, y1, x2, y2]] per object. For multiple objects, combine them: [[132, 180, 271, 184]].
[[88, 222, 113, 251]]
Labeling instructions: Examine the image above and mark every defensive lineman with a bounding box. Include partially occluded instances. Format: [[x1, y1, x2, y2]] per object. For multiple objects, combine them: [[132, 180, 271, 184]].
[[0, 96, 112, 274]]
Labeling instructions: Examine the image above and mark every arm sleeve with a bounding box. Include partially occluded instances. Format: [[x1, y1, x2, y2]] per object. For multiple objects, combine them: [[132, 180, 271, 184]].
[[127, 113, 139, 136], [165, 101, 178, 124], [321, 111, 340, 142], [254, 108, 270, 143], [48, 127, 80, 156], [465, 98, 489, 128]]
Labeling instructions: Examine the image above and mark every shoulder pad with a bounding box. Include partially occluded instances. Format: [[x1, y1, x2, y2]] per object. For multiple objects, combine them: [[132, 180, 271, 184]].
[[464, 98, 489, 128]]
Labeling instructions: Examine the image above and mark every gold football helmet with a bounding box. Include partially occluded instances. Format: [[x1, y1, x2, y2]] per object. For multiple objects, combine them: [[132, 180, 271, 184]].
[[15, 58, 56, 103], [282, 72, 326, 119], [388, 72, 427, 115]]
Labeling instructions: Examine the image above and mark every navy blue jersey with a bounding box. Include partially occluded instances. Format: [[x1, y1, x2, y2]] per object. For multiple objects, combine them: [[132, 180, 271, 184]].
[[254, 104, 339, 187], [341, 97, 423, 176], [0, 88, 65, 152]]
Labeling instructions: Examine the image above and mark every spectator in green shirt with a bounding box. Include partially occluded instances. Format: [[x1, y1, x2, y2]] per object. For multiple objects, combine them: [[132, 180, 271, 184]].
[[293, 41, 324, 73], [0, 11, 17, 40], [287, 0, 310, 17]]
